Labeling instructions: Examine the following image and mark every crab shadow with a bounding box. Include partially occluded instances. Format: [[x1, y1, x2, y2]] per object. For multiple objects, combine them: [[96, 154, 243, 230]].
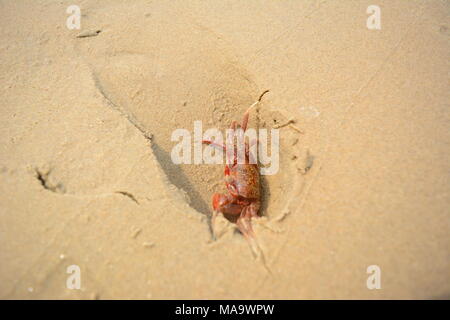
[[151, 141, 211, 216]]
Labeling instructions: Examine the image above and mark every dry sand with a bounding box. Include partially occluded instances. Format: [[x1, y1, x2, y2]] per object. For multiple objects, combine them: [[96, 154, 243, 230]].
[[0, 0, 449, 299]]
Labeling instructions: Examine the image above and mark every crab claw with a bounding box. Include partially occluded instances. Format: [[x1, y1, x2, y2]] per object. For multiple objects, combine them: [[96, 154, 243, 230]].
[[212, 193, 223, 211], [212, 193, 243, 215]]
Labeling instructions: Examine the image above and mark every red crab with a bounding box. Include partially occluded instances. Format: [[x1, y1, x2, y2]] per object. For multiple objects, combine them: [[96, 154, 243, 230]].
[[203, 92, 268, 239]]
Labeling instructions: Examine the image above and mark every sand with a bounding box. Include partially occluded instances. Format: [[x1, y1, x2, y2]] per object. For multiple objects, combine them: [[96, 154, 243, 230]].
[[0, 0, 449, 299]]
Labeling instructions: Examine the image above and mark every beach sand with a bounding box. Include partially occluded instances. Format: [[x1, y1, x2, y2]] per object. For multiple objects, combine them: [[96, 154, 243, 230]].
[[0, 0, 449, 299]]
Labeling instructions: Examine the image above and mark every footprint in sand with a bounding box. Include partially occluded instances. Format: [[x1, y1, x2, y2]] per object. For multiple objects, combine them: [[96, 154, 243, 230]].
[[73, 9, 302, 233]]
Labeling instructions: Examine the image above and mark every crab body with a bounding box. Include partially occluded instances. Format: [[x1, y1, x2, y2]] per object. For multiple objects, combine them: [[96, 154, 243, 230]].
[[203, 101, 263, 238]]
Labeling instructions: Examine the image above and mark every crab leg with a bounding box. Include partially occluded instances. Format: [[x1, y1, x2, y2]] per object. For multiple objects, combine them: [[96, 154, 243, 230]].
[[202, 140, 225, 151]]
